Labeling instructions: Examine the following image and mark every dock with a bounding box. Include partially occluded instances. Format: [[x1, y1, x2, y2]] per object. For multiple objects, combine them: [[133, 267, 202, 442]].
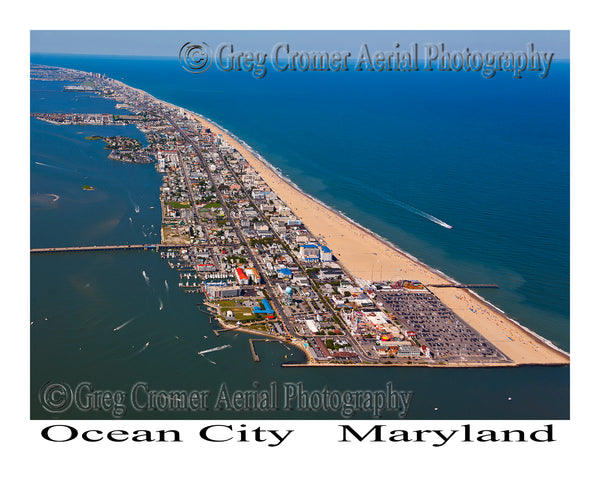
[[248, 338, 270, 362], [426, 284, 499, 289], [213, 325, 242, 337]]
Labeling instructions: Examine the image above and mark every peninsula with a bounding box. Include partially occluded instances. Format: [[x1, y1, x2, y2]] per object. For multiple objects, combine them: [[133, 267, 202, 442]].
[[30, 64, 570, 367]]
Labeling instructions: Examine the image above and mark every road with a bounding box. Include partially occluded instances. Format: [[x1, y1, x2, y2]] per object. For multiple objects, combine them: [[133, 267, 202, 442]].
[[164, 114, 298, 338], [216, 150, 376, 363]]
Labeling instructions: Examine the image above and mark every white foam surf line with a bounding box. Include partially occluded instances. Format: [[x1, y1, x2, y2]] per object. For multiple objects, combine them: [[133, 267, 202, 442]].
[[113, 315, 139, 332], [137, 91, 568, 357], [186, 110, 571, 357], [186, 108, 463, 278], [65, 71, 567, 358], [464, 288, 570, 357], [198, 344, 231, 355]]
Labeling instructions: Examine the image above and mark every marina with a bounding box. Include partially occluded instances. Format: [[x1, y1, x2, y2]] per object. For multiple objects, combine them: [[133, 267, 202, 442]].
[[29, 64, 569, 368], [29, 49, 570, 419]]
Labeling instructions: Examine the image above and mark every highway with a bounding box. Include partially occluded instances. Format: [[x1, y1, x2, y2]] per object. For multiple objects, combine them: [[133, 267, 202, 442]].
[[216, 150, 376, 363], [164, 114, 298, 339]]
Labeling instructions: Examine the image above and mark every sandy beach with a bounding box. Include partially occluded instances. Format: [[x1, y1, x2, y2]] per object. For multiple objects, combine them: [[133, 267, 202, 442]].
[[181, 109, 569, 367]]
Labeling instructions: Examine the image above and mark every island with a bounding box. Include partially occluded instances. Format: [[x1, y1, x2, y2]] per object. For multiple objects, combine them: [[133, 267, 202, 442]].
[[30, 64, 570, 367]]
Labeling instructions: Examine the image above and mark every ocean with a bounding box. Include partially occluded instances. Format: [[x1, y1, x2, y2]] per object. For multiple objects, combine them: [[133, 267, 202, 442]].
[[30, 53, 569, 419]]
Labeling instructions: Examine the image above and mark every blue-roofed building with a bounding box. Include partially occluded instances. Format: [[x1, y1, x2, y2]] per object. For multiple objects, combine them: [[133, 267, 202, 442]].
[[320, 245, 333, 262], [299, 243, 333, 262], [253, 299, 275, 315], [300, 244, 321, 262], [277, 267, 293, 279]]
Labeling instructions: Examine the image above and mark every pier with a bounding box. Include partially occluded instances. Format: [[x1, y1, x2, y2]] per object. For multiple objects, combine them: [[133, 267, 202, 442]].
[[213, 325, 243, 337], [426, 284, 499, 289], [249, 338, 270, 362], [31, 244, 191, 254]]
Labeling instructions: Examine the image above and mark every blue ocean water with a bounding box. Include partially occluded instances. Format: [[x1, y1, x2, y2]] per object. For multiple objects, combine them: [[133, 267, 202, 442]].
[[29, 53, 569, 419]]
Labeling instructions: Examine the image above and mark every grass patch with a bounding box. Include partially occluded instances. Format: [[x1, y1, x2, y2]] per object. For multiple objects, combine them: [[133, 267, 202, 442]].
[[217, 299, 238, 307], [165, 201, 191, 209]]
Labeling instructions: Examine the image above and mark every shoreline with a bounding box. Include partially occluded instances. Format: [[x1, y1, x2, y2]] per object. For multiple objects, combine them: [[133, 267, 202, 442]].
[[48, 72, 568, 367], [169, 105, 569, 366], [205, 302, 316, 363], [282, 362, 571, 368]]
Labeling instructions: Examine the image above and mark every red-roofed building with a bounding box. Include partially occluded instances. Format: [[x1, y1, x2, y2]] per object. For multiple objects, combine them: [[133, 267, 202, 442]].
[[235, 267, 249, 285]]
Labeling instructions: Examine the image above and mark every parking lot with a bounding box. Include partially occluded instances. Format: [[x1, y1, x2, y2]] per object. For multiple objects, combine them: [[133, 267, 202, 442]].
[[377, 290, 509, 363]]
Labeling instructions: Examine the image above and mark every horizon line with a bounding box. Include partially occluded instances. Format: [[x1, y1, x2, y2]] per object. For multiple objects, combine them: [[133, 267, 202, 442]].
[[30, 51, 571, 61]]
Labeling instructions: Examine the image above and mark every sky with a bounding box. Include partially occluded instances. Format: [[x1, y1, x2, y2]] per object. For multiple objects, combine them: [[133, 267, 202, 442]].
[[30, 30, 570, 59]]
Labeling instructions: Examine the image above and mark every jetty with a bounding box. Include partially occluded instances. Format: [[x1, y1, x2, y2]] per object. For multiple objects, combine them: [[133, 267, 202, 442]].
[[249, 338, 270, 362], [213, 325, 242, 337]]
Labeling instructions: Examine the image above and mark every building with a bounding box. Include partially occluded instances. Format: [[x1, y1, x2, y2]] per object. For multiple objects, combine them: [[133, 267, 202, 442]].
[[396, 345, 422, 357], [300, 244, 321, 262], [245, 267, 261, 284], [320, 245, 333, 262], [235, 267, 249, 285], [364, 310, 392, 330], [277, 267, 293, 279], [305, 319, 319, 333], [318, 268, 344, 280], [204, 283, 241, 299], [197, 263, 216, 272], [253, 300, 275, 315], [251, 189, 268, 200]]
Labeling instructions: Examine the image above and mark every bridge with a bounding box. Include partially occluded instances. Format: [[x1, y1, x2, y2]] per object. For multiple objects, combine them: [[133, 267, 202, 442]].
[[30, 244, 191, 254]]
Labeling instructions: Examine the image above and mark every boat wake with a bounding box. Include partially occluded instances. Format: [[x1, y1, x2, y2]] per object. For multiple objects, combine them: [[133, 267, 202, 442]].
[[127, 191, 140, 213], [131, 341, 151, 357], [390, 198, 453, 229], [199, 355, 217, 365], [198, 344, 231, 355], [142, 270, 150, 285], [164, 280, 169, 293], [113, 315, 138, 331], [34, 161, 73, 173], [197, 116, 455, 230]]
